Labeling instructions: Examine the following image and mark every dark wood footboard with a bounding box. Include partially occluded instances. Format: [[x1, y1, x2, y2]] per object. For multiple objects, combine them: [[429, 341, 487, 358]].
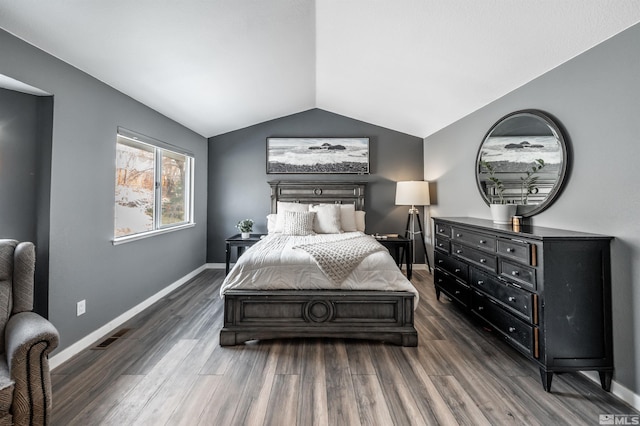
[[220, 290, 418, 347]]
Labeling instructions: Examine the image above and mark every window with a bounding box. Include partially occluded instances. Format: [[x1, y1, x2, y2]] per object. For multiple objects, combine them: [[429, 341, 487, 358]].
[[114, 128, 194, 242]]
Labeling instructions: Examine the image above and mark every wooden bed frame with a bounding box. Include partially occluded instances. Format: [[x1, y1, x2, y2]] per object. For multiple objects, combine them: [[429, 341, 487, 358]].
[[219, 180, 418, 347]]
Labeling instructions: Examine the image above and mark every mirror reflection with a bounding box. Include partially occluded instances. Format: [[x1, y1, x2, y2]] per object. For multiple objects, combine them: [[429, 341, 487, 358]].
[[476, 110, 568, 217]]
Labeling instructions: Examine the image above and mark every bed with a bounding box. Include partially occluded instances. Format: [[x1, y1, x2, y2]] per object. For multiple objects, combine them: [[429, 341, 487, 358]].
[[219, 180, 418, 347]]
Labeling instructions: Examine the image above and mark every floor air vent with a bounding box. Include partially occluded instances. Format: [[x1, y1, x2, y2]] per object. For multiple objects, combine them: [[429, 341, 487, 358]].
[[92, 328, 132, 350]]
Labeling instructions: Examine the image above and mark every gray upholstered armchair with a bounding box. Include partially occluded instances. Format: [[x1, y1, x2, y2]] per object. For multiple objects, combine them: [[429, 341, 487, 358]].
[[0, 240, 59, 425]]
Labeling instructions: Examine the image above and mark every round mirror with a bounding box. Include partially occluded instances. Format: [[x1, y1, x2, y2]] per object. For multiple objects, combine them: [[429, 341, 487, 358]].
[[475, 110, 568, 217]]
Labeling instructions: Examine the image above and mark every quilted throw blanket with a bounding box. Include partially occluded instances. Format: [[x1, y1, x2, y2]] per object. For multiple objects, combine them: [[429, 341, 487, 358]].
[[293, 235, 385, 284]]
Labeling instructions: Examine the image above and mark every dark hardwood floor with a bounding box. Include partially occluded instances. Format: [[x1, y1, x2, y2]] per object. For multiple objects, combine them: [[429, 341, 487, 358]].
[[52, 269, 637, 425]]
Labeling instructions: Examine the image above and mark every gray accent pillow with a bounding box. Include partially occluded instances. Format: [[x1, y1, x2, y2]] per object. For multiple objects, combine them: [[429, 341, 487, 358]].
[[283, 211, 316, 236]]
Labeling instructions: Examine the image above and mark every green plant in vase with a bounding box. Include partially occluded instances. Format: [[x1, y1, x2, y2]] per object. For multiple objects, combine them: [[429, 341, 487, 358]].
[[481, 160, 517, 224], [520, 159, 545, 205], [481, 160, 505, 204], [236, 218, 254, 238]]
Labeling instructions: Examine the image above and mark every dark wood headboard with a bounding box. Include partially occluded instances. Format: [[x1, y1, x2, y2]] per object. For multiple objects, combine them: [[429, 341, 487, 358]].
[[268, 180, 366, 213]]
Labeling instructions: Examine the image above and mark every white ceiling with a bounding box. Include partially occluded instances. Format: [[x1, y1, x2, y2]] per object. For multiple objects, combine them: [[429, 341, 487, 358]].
[[1, 1, 639, 138]]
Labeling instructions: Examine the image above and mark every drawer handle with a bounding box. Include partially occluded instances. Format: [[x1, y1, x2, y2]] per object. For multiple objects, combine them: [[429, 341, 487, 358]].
[[512, 271, 519, 276], [507, 248, 514, 252], [438, 260, 444, 264], [477, 280, 484, 285], [479, 239, 486, 244], [478, 306, 484, 311], [456, 233, 462, 237], [439, 228, 444, 232], [480, 258, 487, 264], [456, 250, 462, 254], [454, 290, 460, 295], [438, 243, 443, 247], [508, 296, 516, 302], [508, 327, 516, 333], [438, 279, 443, 283], [455, 268, 461, 273]]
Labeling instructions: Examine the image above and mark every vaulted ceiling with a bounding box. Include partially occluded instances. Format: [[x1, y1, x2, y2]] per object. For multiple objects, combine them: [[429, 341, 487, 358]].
[[1, 1, 639, 138]]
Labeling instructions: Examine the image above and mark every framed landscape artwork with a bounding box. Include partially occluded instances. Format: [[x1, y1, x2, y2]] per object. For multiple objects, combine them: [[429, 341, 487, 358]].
[[266, 137, 370, 174]]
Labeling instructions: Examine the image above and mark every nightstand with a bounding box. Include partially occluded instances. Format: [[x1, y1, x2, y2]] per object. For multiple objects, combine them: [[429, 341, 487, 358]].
[[376, 236, 412, 280], [225, 233, 265, 274]]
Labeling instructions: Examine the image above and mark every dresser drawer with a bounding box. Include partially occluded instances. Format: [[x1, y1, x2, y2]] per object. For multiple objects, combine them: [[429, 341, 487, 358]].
[[435, 270, 471, 307], [472, 291, 535, 357], [434, 236, 450, 253], [500, 259, 536, 291], [435, 251, 468, 281], [497, 239, 533, 265], [452, 227, 496, 253], [452, 243, 497, 273], [435, 223, 452, 238], [471, 269, 535, 323]]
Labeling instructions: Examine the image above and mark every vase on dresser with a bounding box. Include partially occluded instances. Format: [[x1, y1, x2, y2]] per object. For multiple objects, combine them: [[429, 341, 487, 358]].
[[489, 204, 517, 224]]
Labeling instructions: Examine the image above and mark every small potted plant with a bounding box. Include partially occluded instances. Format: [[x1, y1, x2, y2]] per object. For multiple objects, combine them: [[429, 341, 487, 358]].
[[520, 159, 545, 205], [236, 218, 254, 239], [481, 161, 516, 224]]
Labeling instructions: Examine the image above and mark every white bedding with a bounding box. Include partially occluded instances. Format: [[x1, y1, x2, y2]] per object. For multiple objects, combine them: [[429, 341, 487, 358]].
[[221, 232, 419, 305]]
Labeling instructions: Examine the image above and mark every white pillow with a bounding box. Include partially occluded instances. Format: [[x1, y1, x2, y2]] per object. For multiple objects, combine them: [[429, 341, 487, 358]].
[[309, 204, 342, 234], [355, 210, 366, 232], [266, 214, 277, 233], [275, 202, 310, 232], [339, 204, 357, 232], [282, 211, 316, 236]]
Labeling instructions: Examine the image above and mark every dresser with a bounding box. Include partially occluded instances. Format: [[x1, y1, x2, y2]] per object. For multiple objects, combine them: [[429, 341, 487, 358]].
[[433, 217, 613, 392]]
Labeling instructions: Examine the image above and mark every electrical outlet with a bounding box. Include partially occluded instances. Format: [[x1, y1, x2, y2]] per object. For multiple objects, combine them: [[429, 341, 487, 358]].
[[77, 300, 86, 316]]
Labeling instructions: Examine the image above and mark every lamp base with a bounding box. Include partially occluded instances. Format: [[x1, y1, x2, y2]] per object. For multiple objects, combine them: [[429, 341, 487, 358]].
[[404, 210, 431, 273]]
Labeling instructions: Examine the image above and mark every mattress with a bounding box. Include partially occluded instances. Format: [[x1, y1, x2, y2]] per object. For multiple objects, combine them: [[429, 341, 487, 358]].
[[221, 232, 419, 305]]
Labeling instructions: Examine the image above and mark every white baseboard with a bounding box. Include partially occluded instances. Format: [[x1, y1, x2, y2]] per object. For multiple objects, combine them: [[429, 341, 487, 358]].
[[206, 263, 225, 269], [581, 371, 640, 411], [50, 264, 207, 371]]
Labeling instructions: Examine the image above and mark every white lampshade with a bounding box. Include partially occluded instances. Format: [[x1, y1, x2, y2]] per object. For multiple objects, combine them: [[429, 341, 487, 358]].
[[395, 181, 430, 206]]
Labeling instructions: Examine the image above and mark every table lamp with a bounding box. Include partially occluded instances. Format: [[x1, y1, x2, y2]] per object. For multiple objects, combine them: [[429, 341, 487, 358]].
[[395, 181, 431, 271]]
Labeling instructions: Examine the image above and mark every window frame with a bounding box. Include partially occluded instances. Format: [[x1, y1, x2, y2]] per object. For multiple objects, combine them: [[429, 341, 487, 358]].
[[113, 128, 195, 245]]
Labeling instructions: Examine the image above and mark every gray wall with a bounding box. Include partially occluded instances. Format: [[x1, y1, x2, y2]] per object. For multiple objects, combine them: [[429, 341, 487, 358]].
[[0, 88, 52, 315], [208, 108, 425, 263], [424, 22, 640, 393], [0, 29, 208, 352], [34, 96, 54, 317], [0, 88, 39, 241]]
